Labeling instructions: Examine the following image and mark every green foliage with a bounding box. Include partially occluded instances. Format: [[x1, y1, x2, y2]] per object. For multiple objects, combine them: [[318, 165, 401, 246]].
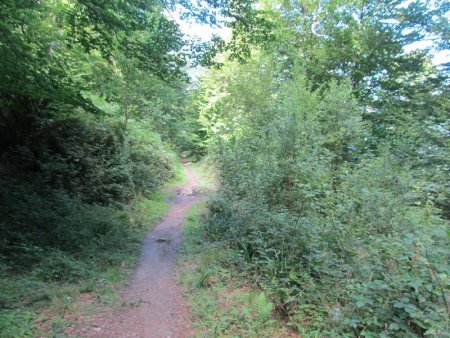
[[180, 204, 289, 337], [0, 1, 197, 335], [1, 0, 449, 336], [0, 188, 171, 334], [0, 0, 185, 109], [0, 120, 174, 275], [199, 54, 450, 336], [252, 292, 273, 324], [0, 309, 36, 338]]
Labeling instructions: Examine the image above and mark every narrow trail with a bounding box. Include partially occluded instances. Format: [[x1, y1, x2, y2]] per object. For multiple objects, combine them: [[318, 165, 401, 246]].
[[74, 161, 202, 338]]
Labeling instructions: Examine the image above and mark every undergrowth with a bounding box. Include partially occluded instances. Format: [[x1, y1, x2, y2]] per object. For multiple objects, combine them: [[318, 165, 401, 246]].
[[180, 203, 293, 338], [199, 66, 450, 337], [0, 186, 173, 337]]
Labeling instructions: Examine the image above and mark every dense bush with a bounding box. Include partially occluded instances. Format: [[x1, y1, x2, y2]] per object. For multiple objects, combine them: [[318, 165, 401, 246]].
[[0, 115, 175, 284], [2, 118, 173, 202], [201, 61, 450, 336]]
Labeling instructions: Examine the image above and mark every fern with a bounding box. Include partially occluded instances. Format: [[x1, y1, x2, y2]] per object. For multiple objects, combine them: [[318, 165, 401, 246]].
[[253, 292, 273, 323]]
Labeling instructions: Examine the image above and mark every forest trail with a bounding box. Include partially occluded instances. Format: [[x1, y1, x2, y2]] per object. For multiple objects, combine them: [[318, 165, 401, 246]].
[[73, 161, 202, 338]]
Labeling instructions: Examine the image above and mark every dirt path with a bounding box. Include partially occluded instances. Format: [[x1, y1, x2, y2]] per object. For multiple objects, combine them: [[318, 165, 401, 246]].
[[73, 162, 201, 338]]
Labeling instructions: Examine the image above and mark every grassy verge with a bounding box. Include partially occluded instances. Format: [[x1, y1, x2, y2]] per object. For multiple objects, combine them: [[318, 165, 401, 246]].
[[189, 156, 217, 189], [164, 156, 188, 188], [179, 204, 293, 338], [0, 190, 173, 337]]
